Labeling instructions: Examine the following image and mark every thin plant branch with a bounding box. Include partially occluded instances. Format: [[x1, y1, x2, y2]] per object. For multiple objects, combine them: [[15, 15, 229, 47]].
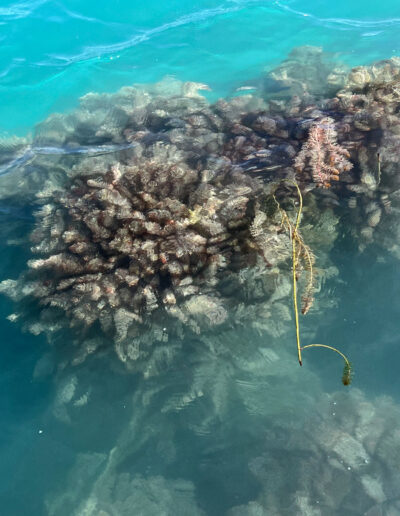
[[301, 344, 353, 385], [272, 179, 353, 384]]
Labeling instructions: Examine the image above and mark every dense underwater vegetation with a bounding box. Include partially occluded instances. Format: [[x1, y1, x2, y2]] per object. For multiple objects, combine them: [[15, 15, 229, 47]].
[[2, 1, 400, 515]]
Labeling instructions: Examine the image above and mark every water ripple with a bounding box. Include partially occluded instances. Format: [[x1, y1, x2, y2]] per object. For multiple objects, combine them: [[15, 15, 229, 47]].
[[43, 4, 242, 67], [53, 1, 126, 27], [0, 0, 48, 21], [274, 0, 400, 30]]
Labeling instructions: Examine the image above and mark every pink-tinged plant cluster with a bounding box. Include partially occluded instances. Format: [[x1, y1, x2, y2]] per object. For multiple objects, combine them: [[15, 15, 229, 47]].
[[294, 117, 353, 188]]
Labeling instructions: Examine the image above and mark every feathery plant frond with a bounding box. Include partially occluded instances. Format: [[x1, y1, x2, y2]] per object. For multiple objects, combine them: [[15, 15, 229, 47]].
[[273, 179, 352, 385], [273, 180, 315, 366], [342, 360, 353, 386]]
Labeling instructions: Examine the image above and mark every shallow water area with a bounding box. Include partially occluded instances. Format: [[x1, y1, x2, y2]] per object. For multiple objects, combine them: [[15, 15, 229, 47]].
[[2, 1, 400, 515]]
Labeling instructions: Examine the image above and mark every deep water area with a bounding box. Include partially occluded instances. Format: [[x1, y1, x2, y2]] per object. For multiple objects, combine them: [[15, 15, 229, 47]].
[[2, 1, 400, 515]]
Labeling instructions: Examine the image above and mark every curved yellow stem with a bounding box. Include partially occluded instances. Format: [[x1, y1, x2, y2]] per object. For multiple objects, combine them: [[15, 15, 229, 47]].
[[301, 344, 350, 368], [271, 179, 352, 383], [301, 344, 353, 385]]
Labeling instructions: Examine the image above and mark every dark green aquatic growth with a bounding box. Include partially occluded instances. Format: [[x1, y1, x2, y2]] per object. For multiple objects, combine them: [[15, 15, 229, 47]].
[[342, 361, 353, 386]]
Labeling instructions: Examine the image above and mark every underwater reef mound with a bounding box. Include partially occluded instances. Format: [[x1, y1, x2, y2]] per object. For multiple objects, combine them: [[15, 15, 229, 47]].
[[319, 57, 400, 253], [0, 150, 294, 370], [263, 45, 349, 100], [42, 332, 400, 516], [227, 388, 400, 516], [3, 47, 400, 367], [239, 50, 400, 255]]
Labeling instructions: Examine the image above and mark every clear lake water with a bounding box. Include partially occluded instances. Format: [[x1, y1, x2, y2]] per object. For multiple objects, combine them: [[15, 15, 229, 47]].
[[1, 1, 400, 515]]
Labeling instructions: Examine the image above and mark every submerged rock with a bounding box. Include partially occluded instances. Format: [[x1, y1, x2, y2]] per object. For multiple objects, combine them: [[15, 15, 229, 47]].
[[227, 389, 400, 515]]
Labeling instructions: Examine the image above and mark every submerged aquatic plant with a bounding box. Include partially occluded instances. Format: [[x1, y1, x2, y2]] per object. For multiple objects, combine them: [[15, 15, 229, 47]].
[[5, 48, 400, 376], [294, 117, 353, 188], [1, 150, 291, 368], [301, 344, 353, 386], [273, 181, 315, 365], [274, 180, 352, 384]]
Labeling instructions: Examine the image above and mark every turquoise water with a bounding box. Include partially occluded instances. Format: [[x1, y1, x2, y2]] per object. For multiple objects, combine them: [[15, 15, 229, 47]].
[[3, 0, 400, 133], [2, 1, 400, 515]]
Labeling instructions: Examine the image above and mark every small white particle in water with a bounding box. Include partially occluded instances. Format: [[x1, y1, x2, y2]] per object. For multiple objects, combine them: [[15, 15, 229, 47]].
[[332, 412, 336, 416], [163, 328, 167, 331], [316, 501, 319, 504], [333, 402, 337, 405], [364, 459, 369, 464], [38, 430, 43, 434], [347, 467, 351, 471]]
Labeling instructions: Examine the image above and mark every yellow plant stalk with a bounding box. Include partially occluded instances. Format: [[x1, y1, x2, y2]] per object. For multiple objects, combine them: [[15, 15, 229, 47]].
[[273, 180, 352, 384], [291, 182, 303, 366], [301, 344, 353, 386], [274, 181, 305, 366]]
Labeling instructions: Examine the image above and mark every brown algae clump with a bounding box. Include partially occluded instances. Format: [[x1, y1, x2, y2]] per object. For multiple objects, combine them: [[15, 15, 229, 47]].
[[1, 153, 287, 368]]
